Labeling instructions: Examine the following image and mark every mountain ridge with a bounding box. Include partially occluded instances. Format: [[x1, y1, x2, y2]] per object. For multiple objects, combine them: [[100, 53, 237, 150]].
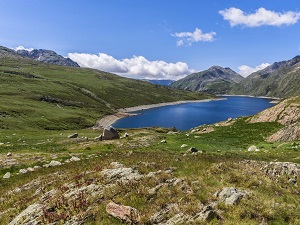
[[171, 66, 244, 94]]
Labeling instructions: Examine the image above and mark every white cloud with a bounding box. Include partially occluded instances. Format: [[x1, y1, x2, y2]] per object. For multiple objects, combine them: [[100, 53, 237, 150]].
[[238, 63, 270, 77], [171, 28, 216, 46], [68, 53, 194, 80], [219, 7, 300, 27], [14, 46, 34, 52]]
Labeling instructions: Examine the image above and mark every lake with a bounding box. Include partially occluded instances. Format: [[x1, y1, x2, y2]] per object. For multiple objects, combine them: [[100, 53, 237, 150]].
[[113, 96, 276, 130]]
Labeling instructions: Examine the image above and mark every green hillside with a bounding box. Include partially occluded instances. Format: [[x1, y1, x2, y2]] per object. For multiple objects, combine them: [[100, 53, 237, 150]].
[[171, 66, 244, 94], [0, 57, 213, 130], [230, 56, 300, 98]]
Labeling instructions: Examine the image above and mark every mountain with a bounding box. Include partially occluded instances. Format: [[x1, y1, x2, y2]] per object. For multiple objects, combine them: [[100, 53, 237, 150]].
[[171, 66, 244, 94], [0, 46, 24, 59], [0, 55, 213, 130], [230, 56, 300, 98], [16, 48, 80, 67], [143, 79, 174, 86]]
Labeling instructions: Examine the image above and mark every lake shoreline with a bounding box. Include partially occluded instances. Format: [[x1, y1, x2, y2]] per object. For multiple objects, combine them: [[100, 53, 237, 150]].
[[93, 98, 224, 129]]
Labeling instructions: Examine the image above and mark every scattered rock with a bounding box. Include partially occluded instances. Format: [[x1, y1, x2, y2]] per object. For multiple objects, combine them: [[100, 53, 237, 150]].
[[215, 187, 247, 205], [161, 139, 167, 143], [67, 132, 78, 138], [101, 163, 142, 182], [27, 167, 35, 172], [248, 145, 259, 152], [8, 203, 44, 225], [106, 201, 141, 224], [3, 172, 11, 179], [102, 126, 120, 140], [186, 147, 198, 153], [19, 169, 28, 174], [181, 144, 187, 148], [69, 156, 80, 162], [123, 133, 129, 138], [226, 117, 233, 123], [194, 205, 219, 222], [6, 152, 12, 157], [43, 160, 62, 167]]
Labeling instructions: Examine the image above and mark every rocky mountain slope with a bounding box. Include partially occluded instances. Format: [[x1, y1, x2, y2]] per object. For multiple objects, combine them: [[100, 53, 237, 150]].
[[16, 48, 79, 67], [230, 56, 300, 98], [248, 96, 300, 142], [171, 66, 244, 94], [0, 45, 79, 67]]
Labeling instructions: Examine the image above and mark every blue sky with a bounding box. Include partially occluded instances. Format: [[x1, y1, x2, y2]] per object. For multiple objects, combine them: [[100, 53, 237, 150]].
[[1, 0, 300, 80]]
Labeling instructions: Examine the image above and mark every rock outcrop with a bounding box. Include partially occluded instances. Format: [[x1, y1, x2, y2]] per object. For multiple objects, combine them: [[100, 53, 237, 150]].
[[106, 202, 141, 224]]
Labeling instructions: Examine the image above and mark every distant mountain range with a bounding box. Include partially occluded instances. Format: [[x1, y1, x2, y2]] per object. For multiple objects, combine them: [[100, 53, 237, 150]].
[[171, 55, 300, 98], [171, 66, 244, 94], [0, 46, 79, 67]]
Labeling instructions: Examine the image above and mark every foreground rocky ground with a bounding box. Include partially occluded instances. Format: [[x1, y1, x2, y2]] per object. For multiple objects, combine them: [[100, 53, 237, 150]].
[[1, 96, 300, 224]]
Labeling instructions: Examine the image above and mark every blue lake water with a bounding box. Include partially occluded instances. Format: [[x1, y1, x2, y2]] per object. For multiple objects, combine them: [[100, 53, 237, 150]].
[[113, 96, 276, 131]]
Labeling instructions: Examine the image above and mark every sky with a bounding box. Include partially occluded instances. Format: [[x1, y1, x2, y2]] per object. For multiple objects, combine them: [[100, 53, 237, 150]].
[[1, 0, 300, 80]]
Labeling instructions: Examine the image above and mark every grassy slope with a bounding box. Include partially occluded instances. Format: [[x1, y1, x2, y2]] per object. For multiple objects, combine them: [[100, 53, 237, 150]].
[[230, 66, 300, 98], [0, 117, 299, 224], [0, 58, 213, 130]]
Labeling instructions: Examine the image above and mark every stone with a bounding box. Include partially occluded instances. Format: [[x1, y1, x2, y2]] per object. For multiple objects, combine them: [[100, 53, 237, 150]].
[[3, 172, 11, 179], [19, 169, 28, 174], [101, 166, 143, 183], [161, 139, 167, 143], [181, 144, 188, 148], [123, 133, 129, 138], [9, 203, 44, 225], [186, 147, 198, 153], [43, 160, 62, 167], [215, 187, 247, 205], [70, 156, 80, 162], [6, 152, 12, 157], [27, 167, 35, 172], [102, 126, 119, 140], [194, 205, 219, 222], [67, 132, 78, 138], [248, 145, 258, 152], [106, 202, 140, 224]]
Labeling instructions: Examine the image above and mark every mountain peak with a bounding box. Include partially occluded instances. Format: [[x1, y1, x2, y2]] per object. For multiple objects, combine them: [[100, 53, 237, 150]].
[[16, 48, 80, 67], [171, 66, 244, 94]]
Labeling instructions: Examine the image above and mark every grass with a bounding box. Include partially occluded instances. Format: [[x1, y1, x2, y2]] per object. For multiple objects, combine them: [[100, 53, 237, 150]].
[[0, 58, 213, 130], [1, 117, 300, 224]]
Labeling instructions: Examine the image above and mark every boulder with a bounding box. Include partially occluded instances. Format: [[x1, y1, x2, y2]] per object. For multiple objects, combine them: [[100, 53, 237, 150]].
[[215, 187, 247, 205], [186, 147, 198, 153], [67, 132, 78, 138], [248, 145, 259, 152], [106, 202, 140, 224], [43, 160, 62, 167], [123, 133, 129, 138], [3, 172, 11, 179], [69, 156, 80, 162], [6, 152, 12, 157], [102, 126, 119, 140], [181, 144, 188, 148], [19, 169, 28, 174]]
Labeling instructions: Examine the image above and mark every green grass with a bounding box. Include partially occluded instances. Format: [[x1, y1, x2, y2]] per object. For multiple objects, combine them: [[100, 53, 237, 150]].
[[0, 117, 299, 224], [0, 58, 213, 130]]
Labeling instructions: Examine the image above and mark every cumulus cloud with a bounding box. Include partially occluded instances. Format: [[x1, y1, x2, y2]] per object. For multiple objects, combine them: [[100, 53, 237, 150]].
[[238, 63, 270, 77], [14, 46, 34, 52], [68, 53, 194, 80], [219, 7, 300, 27], [171, 28, 216, 46]]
